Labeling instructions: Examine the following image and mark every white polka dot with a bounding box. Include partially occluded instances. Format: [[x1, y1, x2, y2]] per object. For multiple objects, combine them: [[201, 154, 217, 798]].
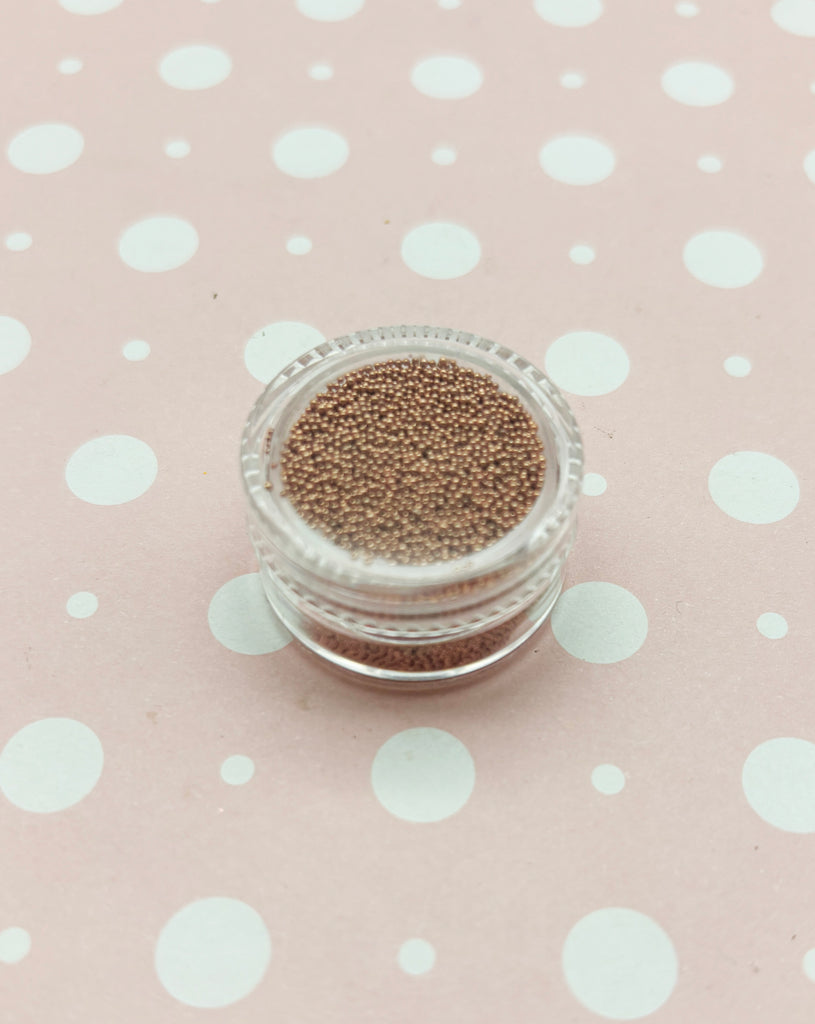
[[539, 136, 615, 186], [675, 1, 699, 14], [698, 154, 722, 173], [286, 235, 312, 255], [810, 81, 815, 95], [7, 123, 84, 174], [296, 0, 364, 20], [159, 45, 232, 90], [757, 612, 788, 639], [545, 331, 629, 396], [552, 582, 648, 664], [58, 57, 83, 74], [272, 127, 349, 179], [165, 139, 191, 159], [534, 0, 603, 27], [803, 948, 815, 981], [772, 0, 815, 36], [743, 738, 815, 832], [708, 452, 799, 524], [683, 230, 763, 289], [591, 763, 625, 794], [401, 222, 481, 280], [155, 898, 271, 1008], [208, 573, 291, 655], [431, 145, 457, 166], [398, 938, 436, 975], [0, 316, 32, 375], [5, 232, 32, 252], [0, 718, 103, 813], [65, 435, 157, 506], [243, 320, 326, 384], [438, 0, 461, 8], [371, 727, 475, 823], [563, 908, 678, 1019], [560, 71, 585, 89], [308, 63, 333, 80], [122, 339, 151, 361], [569, 244, 595, 265], [66, 591, 98, 618], [59, 0, 122, 11], [118, 216, 198, 273], [804, 150, 815, 185], [661, 62, 734, 106], [0, 928, 31, 965], [411, 56, 483, 99], [220, 755, 255, 785], [582, 472, 607, 496], [724, 355, 751, 377]]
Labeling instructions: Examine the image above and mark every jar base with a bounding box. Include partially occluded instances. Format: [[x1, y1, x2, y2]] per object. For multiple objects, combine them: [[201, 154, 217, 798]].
[[263, 571, 564, 691]]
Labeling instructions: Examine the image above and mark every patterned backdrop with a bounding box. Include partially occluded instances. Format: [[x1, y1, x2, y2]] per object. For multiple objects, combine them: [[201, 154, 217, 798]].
[[1, 0, 814, 1021]]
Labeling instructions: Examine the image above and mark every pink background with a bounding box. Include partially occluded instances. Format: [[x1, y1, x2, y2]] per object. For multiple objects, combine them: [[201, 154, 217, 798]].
[[2, 0, 814, 1020]]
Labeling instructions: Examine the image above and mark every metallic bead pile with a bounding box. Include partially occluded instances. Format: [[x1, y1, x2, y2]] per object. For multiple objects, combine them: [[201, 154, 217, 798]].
[[280, 357, 545, 564]]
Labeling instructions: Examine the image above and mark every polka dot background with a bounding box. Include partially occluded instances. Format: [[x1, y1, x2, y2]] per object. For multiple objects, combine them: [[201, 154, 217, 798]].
[[0, 2, 811, 1021]]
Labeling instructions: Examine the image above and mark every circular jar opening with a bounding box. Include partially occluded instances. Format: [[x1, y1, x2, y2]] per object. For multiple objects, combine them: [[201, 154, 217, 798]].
[[240, 325, 583, 689]]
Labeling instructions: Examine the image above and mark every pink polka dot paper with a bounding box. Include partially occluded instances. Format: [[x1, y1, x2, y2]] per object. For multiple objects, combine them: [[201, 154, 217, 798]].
[[1, 1, 812, 1021]]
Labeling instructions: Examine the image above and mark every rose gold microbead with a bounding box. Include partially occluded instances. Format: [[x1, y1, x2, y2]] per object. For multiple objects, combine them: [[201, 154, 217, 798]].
[[280, 357, 545, 564]]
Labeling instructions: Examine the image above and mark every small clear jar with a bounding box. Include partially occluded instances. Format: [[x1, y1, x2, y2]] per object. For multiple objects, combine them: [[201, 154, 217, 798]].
[[240, 325, 583, 690]]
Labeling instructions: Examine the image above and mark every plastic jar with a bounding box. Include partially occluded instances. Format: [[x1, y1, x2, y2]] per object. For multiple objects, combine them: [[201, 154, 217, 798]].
[[240, 325, 583, 690]]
